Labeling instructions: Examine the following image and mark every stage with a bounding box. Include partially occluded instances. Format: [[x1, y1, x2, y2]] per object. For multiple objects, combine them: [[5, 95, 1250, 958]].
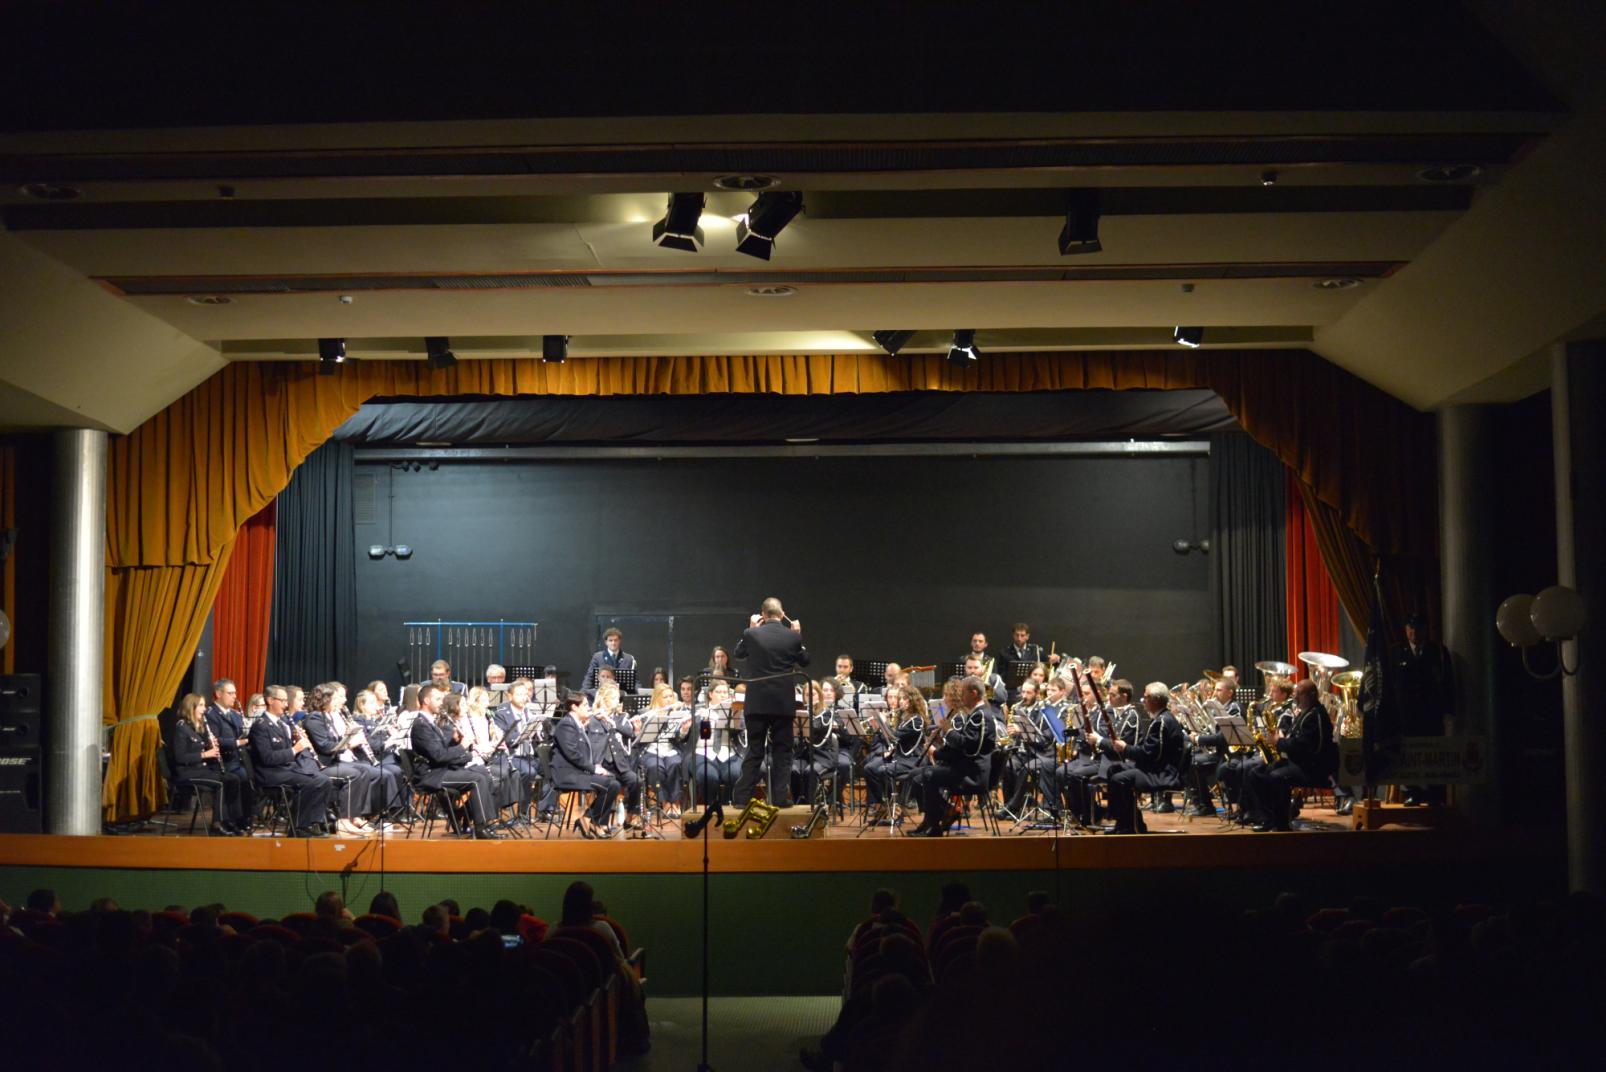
[[0, 805, 1559, 995]]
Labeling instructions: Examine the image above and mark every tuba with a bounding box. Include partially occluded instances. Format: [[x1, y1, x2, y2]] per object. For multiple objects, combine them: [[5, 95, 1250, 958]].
[[1298, 651, 1349, 727], [1331, 670, 1363, 739]]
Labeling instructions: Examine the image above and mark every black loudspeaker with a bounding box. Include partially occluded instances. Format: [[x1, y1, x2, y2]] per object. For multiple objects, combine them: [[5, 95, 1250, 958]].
[[0, 673, 41, 751], [0, 748, 42, 833]]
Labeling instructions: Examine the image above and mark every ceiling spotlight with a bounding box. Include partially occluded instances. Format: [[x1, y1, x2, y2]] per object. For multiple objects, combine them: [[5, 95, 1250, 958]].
[[872, 330, 916, 356], [1057, 190, 1102, 255], [714, 174, 781, 191], [734, 190, 804, 260], [18, 182, 81, 201], [652, 192, 707, 252], [393, 545, 413, 560], [1417, 164, 1482, 183], [317, 337, 346, 375], [1173, 326, 1204, 348], [947, 329, 980, 367], [424, 336, 457, 370], [542, 334, 569, 364]]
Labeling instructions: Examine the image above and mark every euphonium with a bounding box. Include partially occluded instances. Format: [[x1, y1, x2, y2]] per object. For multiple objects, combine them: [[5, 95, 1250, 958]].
[[1332, 670, 1363, 739]]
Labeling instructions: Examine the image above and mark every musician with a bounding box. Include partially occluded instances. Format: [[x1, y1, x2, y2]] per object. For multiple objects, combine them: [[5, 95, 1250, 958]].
[[799, 679, 841, 807], [1211, 678, 1292, 823], [1002, 622, 1046, 677], [590, 682, 641, 827], [962, 654, 1008, 706], [639, 683, 691, 819], [429, 660, 468, 696], [1241, 679, 1338, 831], [465, 685, 526, 816], [733, 598, 809, 808], [831, 655, 867, 699], [540, 692, 613, 837], [494, 677, 544, 815], [863, 684, 923, 822], [1093, 682, 1186, 834], [1183, 676, 1243, 817], [1060, 678, 1137, 828], [1001, 679, 1060, 819], [203, 677, 255, 824], [705, 645, 741, 684], [582, 628, 637, 694], [907, 675, 997, 837], [484, 663, 507, 687], [173, 692, 248, 834], [303, 681, 384, 838], [249, 685, 335, 837], [962, 631, 990, 666], [410, 683, 504, 839], [351, 686, 410, 818], [693, 678, 745, 807], [878, 663, 906, 693]]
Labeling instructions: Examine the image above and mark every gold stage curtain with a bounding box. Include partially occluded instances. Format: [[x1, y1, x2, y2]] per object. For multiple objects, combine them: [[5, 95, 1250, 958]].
[[1300, 479, 1440, 644], [100, 349, 1437, 819], [102, 545, 235, 820]]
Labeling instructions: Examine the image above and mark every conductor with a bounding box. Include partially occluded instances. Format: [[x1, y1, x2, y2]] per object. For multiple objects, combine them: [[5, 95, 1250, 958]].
[[732, 597, 810, 808]]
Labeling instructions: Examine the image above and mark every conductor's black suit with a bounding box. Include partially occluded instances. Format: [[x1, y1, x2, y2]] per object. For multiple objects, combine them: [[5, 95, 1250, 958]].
[[733, 617, 810, 807]]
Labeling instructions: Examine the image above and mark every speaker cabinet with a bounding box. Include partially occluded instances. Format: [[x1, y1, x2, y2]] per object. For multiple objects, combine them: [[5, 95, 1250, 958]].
[[0, 748, 42, 833], [0, 673, 41, 751]]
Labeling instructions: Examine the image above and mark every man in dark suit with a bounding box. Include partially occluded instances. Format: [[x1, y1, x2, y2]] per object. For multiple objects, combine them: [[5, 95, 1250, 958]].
[[907, 675, 998, 836], [1244, 679, 1339, 831], [204, 677, 255, 823], [408, 684, 503, 839], [1097, 682, 1188, 834], [733, 597, 810, 807], [428, 660, 469, 697], [249, 685, 334, 836], [581, 628, 638, 694], [1393, 613, 1453, 805]]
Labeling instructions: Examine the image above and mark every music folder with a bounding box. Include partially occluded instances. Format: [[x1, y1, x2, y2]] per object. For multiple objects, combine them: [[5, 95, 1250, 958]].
[[1215, 714, 1255, 748]]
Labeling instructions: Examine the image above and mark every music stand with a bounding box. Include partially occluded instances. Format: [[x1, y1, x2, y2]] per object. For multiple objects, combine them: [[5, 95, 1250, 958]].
[[1041, 705, 1067, 747], [939, 661, 968, 681], [1215, 714, 1256, 750], [1007, 662, 1037, 688], [861, 660, 889, 688]]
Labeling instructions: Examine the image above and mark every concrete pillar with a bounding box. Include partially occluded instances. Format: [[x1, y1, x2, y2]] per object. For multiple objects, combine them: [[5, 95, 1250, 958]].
[[45, 428, 106, 835], [1438, 405, 1499, 824], [1557, 342, 1606, 891]]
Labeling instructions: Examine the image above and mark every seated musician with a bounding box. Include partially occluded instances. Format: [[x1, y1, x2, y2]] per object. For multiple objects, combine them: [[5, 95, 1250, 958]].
[[484, 663, 507, 687], [249, 685, 335, 838], [706, 645, 742, 684], [1002, 678, 1061, 819], [465, 685, 526, 818], [692, 679, 744, 807], [799, 678, 841, 808], [1184, 676, 1244, 817], [551, 693, 620, 838], [1060, 677, 1137, 828], [907, 675, 998, 837], [351, 686, 410, 818], [203, 677, 254, 822], [831, 654, 868, 787], [172, 692, 249, 835], [639, 683, 691, 819], [1243, 679, 1337, 832], [863, 684, 924, 823], [409, 684, 503, 839], [878, 662, 905, 693], [590, 681, 641, 828], [1093, 682, 1187, 834], [1216, 677, 1292, 822], [303, 681, 386, 838], [494, 677, 544, 817], [429, 659, 468, 696], [962, 654, 1008, 707]]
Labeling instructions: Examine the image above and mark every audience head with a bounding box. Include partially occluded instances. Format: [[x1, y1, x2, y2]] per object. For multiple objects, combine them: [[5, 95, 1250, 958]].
[[561, 881, 597, 928], [26, 888, 59, 916], [368, 891, 400, 920], [870, 888, 898, 915], [937, 882, 971, 917], [313, 891, 348, 923]]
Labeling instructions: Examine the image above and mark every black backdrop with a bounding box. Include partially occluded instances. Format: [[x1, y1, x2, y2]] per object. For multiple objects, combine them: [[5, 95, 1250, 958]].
[[344, 450, 1215, 691]]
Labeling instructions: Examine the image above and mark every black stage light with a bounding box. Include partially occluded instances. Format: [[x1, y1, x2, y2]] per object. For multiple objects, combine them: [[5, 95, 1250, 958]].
[[1173, 326, 1203, 348], [317, 337, 346, 375], [543, 334, 568, 363], [872, 330, 916, 356], [947, 329, 980, 367], [734, 190, 804, 260], [652, 192, 707, 252], [1057, 190, 1102, 255], [425, 336, 457, 370]]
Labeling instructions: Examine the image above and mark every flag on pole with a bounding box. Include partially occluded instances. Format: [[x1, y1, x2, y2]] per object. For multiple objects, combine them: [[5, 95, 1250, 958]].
[[1358, 562, 1391, 783]]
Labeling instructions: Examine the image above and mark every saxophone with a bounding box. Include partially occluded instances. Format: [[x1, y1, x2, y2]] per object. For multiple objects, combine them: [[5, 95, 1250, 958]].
[[1254, 698, 1292, 764]]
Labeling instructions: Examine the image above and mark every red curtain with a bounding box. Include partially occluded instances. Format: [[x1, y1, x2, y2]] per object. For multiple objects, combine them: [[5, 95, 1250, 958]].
[[211, 501, 275, 698], [1285, 470, 1342, 671]]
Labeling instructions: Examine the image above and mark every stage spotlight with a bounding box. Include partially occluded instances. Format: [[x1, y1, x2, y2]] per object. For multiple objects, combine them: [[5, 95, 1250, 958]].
[[393, 544, 413, 560], [543, 334, 569, 363], [734, 190, 804, 260], [652, 192, 707, 252], [947, 329, 980, 367], [1057, 190, 1102, 255], [1173, 326, 1203, 348], [368, 545, 388, 560], [425, 336, 457, 370], [317, 337, 346, 375], [872, 330, 916, 356]]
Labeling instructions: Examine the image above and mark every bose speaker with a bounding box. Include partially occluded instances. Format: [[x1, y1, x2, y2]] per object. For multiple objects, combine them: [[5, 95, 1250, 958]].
[[0, 673, 41, 751], [0, 748, 42, 833]]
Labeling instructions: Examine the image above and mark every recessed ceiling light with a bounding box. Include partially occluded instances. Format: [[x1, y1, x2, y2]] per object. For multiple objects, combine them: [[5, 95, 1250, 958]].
[[1314, 278, 1362, 290], [744, 284, 797, 297], [714, 174, 781, 191], [1417, 164, 1482, 183], [186, 295, 234, 306], [785, 437, 819, 444], [18, 182, 81, 201]]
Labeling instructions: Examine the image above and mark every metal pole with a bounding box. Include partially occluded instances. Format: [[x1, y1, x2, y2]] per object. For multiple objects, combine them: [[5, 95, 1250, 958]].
[[46, 428, 107, 835], [1437, 406, 1499, 824]]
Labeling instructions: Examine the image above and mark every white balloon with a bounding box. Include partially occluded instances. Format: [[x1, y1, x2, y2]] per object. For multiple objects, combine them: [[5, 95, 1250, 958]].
[[1531, 585, 1587, 641], [1495, 595, 1540, 648]]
